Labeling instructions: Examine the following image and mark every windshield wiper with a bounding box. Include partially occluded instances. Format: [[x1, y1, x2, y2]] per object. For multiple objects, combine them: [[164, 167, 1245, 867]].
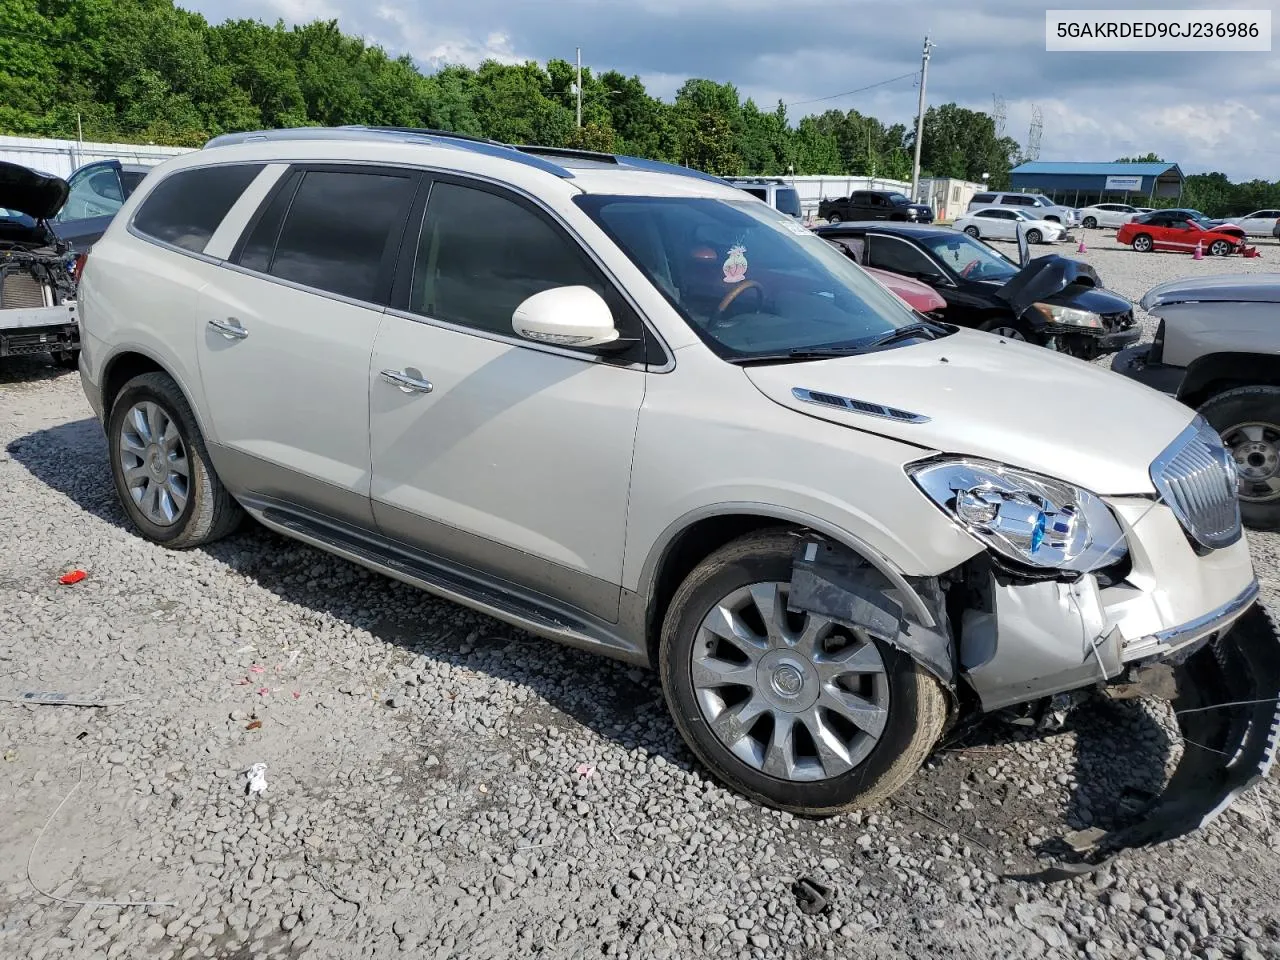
[[866, 321, 946, 347]]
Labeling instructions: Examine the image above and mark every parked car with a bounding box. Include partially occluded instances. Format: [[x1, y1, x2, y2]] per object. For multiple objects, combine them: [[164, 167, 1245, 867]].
[[1078, 203, 1139, 229], [1216, 209, 1280, 238], [814, 221, 1137, 359], [966, 191, 1080, 227], [1116, 211, 1254, 256], [77, 126, 1271, 825], [723, 177, 802, 220], [953, 207, 1070, 244], [1113, 274, 1280, 530], [0, 162, 81, 367], [49, 159, 151, 251], [818, 190, 934, 224], [817, 233, 946, 314]]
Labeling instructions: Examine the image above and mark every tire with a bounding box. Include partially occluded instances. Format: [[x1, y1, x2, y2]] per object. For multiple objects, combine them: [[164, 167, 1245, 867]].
[[1132, 233, 1153, 252], [978, 316, 1034, 343], [963, 225, 980, 238], [658, 530, 947, 815], [826, 213, 842, 224], [1209, 239, 1232, 257], [1026, 229, 1043, 244], [1198, 385, 1280, 531], [1083, 216, 1098, 229], [52, 348, 80, 370], [107, 371, 244, 548]]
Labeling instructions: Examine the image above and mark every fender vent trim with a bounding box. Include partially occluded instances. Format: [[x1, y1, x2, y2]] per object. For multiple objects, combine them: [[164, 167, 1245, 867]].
[[791, 387, 930, 424]]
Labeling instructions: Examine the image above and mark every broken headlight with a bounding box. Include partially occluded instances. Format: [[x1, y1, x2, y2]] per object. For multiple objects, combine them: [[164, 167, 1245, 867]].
[[908, 457, 1128, 572], [1031, 302, 1105, 330]]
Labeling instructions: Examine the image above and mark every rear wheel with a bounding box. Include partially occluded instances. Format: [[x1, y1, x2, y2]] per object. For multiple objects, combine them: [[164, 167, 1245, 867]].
[[1199, 386, 1280, 530], [659, 531, 947, 815], [826, 212, 842, 224], [1132, 233, 1153, 252], [107, 372, 244, 548], [1083, 216, 1098, 229], [963, 225, 980, 238]]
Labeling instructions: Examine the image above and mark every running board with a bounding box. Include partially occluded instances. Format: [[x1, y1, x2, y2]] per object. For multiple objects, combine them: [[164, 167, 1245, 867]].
[[245, 501, 644, 663]]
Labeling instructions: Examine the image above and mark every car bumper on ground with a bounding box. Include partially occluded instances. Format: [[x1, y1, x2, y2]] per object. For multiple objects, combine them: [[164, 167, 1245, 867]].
[[1110, 344, 1185, 396]]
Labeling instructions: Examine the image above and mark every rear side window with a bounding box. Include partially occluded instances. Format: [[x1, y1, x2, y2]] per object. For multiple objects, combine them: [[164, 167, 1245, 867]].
[[742, 188, 767, 200], [259, 169, 416, 303], [775, 189, 801, 217], [132, 164, 263, 254], [971, 193, 995, 204]]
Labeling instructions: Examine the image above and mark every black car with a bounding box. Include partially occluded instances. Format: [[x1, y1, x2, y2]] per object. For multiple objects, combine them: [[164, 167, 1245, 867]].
[[48, 159, 151, 251], [818, 190, 933, 225], [814, 222, 1139, 359]]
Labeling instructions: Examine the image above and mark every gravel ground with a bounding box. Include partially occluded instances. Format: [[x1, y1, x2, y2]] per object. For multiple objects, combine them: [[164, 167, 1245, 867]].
[[1, 235, 1278, 960]]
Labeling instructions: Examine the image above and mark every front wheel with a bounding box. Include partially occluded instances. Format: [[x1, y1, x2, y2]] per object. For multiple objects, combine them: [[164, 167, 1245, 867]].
[[1132, 233, 1153, 252], [963, 225, 980, 238], [1026, 228, 1043, 244], [658, 531, 947, 815], [826, 213, 842, 224], [107, 371, 244, 548], [1209, 239, 1233, 257], [1199, 386, 1280, 530]]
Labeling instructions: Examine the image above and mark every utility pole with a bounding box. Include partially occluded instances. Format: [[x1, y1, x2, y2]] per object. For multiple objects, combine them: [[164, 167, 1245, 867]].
[[909, 35, 933, 204], [576, 47, 582, 128]]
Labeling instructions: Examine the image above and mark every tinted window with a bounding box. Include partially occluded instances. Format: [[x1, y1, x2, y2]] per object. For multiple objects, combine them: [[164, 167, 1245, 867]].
[[237, 171, 301, 274], [120, 171, 146, 195], [743, 188, 767, 200], [775, 189, 801, 217], [57, 168, 124, 222], [132, 164, 263, 253], [865, 235, 940, 278], [972, 193, 996, 204], [269, 169, 415, 302], [411, 181, 613, 339], [1005, 195, 1035, 205]]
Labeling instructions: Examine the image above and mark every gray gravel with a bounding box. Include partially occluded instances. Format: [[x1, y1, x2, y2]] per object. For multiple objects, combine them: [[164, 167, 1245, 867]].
[[1, 237, 1278, 960]]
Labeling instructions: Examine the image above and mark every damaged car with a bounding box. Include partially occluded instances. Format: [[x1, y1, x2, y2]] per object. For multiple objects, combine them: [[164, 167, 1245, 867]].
[[815, 220, 1139, 359], [1113, 274, 1280, 531], [0, 162, 80, 367], [79, 130, 1278, 861]]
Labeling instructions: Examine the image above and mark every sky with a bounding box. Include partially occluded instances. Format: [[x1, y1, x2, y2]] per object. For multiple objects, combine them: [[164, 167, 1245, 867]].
[[179, 0, 1280, 181]]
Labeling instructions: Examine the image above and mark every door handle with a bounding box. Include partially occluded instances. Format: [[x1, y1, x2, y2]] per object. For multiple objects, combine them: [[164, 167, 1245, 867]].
[[208, 317, 248, 340], [379, 368, 433, 394]]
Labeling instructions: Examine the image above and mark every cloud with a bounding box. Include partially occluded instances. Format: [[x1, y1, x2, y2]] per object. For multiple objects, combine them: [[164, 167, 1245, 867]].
[[180, 0, 1280, 179]]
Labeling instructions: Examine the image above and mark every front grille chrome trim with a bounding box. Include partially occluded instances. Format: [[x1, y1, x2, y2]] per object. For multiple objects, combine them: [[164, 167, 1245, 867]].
[[1150, 417, 1243, 550]]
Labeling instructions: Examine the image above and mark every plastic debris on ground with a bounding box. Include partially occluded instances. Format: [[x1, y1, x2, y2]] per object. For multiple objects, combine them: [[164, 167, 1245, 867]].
[[245, 763, 268, 795], [57, 570, 87, 585]]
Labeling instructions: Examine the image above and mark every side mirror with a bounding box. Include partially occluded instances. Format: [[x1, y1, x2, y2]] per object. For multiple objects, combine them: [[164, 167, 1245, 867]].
[[511, 286, 619, 348]]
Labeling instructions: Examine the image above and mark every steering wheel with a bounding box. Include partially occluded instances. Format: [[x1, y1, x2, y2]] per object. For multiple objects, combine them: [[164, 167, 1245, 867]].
[[960, 259, 980, 278], [712, 281, 764, 327]]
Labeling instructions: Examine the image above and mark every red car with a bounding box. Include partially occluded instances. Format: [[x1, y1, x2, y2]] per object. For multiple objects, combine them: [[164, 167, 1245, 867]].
[[1117, 209, 1254, 256], [817, 232, 947, 314]]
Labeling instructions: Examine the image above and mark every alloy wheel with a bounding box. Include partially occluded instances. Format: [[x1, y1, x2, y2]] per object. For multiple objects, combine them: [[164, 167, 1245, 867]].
[[690, 582, 890, 783], [118, 400, 190, 526], [1222, 421, 1280, 503], [989, 325, 1027, 341]]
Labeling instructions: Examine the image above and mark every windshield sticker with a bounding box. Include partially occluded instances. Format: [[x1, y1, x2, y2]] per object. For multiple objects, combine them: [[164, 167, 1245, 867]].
[[781, 218, 811, 236], [723, 244, 748, 283]]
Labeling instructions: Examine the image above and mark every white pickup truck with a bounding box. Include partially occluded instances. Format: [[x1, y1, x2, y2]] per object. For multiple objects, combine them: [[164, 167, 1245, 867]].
[[0, 162, 80, 368]]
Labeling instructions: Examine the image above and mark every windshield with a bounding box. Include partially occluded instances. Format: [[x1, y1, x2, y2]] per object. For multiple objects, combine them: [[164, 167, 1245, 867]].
[[775, 188, 801, 217], [1011, 209, 1040, 221], [575, 195, 932, 359], [1031, 196, 1055, 207], [917, 231, 1020, 281]]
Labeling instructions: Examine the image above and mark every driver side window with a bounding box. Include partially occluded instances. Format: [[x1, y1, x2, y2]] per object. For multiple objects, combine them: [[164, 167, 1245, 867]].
[[57, 167, 125, 222], [865, 235, 941, 279]]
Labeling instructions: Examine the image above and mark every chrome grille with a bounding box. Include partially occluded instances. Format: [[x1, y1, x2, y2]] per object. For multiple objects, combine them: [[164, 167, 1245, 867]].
[[1150, 418, 1242, 550], [0, 269, 48, 309]]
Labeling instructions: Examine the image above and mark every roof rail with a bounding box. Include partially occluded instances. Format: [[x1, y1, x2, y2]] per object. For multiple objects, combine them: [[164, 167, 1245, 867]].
[[202, 126, 577, 179], [201, 127, 735, 187]]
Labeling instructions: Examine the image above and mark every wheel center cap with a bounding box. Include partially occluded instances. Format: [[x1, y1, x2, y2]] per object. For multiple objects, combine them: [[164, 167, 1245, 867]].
[[755, 650, 820, 713], [148, 445, 166, 479], [771, 664, 804, 698]]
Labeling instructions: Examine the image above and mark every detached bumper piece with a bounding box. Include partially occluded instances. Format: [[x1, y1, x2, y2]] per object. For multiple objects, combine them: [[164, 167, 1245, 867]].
[[1014, 603, 1280, 882]]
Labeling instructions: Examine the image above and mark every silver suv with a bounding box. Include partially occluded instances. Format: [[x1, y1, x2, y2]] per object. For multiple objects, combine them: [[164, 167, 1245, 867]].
[[967, 191, 1081, 227], [76, 126, 1273, 824]]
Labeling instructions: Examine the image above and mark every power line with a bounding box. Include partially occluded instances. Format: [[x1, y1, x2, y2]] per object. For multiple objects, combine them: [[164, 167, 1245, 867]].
[[785, 71, 918, 108]]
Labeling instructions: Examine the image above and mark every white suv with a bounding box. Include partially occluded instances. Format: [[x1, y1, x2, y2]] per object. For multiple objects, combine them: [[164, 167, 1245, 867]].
[[967, 191, 1081, 227], [76, 127, 1268, 818]]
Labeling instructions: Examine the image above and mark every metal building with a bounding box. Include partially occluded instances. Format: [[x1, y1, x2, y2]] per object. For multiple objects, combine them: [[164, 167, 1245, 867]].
[[1009, 161, 1184, 208]]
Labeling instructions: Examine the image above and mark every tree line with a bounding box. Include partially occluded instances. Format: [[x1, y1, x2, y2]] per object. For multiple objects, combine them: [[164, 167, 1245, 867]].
[[0, 1, 1265, 214]]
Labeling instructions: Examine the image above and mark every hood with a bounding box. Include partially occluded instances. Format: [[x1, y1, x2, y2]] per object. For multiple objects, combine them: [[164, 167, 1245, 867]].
[[863, 266, 946, 313], [1141, 273, 1280, 310], [995, 255, 1104, 315], [742, 329, 1196, 494], [0, 162, 69, 220]]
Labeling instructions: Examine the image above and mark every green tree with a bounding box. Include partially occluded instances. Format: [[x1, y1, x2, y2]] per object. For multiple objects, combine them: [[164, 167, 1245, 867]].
[[1115, 153, 1164, 162], [916, 103, 1019, 186]]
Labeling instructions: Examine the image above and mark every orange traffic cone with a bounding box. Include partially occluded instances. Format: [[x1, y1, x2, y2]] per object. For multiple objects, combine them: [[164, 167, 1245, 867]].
[[1077, 236, 1087, 253], [1193, 240, 1203, 260]]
